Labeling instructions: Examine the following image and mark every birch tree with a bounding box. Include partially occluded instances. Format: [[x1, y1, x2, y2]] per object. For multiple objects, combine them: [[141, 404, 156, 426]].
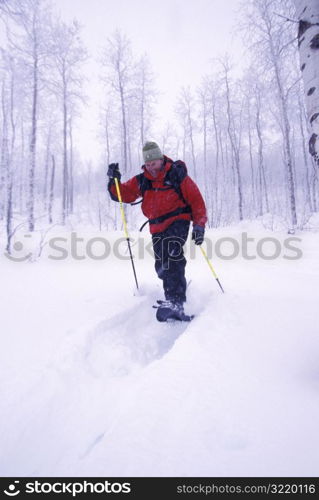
[[197, 78, 210, 206], [101, 31, 134, 175], [0, 51, 20, 252], [133, 54, 156, 153], [176, 86, 198, 178], [0, 75, 8, 221], [209, 79, 225, 226], [244, 0, 299, 229], [48, 17, 87, 224], [293, 0, 319, 167], [48, 154, 55, 224], [0, 0, 51, 232], [220, 58, 244, 221], [254, 82, 270, 215]]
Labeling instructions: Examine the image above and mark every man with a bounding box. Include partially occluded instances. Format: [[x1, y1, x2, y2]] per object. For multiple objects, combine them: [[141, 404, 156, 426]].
[[107, 141, 207, 322]]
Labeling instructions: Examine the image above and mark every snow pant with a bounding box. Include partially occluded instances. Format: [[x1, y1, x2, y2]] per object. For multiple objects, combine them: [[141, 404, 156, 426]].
[[151, 219, 190, 304]]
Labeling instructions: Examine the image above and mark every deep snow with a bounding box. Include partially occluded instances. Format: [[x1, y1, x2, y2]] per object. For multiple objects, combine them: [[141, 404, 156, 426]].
[[1, 221, 319, 476]]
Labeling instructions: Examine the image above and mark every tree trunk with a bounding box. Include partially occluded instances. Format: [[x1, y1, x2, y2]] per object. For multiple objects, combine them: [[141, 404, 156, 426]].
[[140, 75, 145, 148], [62, 82, 68, 224], [19, 119, 25, 214], [187, 107, 197, 179], [6, 171, 13, 253], [28, 49, 38, 232], [224, 65, 243, 221], [0, 81, 8, 221], [43, 127, 51, 211], [265, 15, 298, 229], [294, 0, 319, 167], [298, 94, 313, 211], [6, 71, 16, 254], [119, 80, 128, 174], [255, 96, 269, 214], [311, 157, 318, 210], [68, 117, 74, 214], [105, 112, 111, 167], [201, 94, 209, 209], [247, 98, 256, 214], [212, 101, 220, 226], [48, 154, 55, 224]]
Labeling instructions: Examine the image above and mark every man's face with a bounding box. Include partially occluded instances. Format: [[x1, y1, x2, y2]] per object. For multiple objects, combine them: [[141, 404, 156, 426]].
[[145, 159, 163, 177]]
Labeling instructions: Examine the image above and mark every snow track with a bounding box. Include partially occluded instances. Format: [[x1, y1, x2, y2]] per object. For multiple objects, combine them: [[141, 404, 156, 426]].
[[83, 293, 190, 378], [44, 284, 195, 386]]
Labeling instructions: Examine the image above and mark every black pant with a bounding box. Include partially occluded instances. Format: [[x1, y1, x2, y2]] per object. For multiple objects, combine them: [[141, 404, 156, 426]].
[[152, 219, 190, 304]]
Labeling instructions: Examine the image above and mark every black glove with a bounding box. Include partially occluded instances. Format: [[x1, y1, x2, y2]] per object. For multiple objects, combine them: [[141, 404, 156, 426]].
[[107, 163, 121, 181], [192, 224, 205, 245]]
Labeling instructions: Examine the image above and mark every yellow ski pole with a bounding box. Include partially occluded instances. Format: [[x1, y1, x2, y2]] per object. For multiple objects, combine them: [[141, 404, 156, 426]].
[[199, 245, 224, 293], [114, 177, 139, 291]]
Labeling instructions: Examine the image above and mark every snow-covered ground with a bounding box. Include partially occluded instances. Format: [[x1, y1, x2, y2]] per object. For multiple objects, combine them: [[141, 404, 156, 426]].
[[1, 221, 319, 477]]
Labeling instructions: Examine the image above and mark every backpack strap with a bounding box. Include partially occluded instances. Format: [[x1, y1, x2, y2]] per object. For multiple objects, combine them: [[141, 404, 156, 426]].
[[135, 173, 152, 197], [163, 160, 188, 204], [139, 206, 192, 232]]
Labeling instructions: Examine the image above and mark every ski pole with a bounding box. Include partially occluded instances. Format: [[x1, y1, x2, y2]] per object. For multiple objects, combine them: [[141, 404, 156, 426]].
[[114, 177, 139, 291], [199, 245, 224, 293]]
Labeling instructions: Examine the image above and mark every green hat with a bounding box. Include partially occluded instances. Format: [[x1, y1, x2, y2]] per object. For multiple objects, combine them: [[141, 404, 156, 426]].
[[142, 141, 163, 162]]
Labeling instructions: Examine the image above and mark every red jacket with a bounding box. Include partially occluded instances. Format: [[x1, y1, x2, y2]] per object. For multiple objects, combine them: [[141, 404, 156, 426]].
[[108, 156, 207, 234]]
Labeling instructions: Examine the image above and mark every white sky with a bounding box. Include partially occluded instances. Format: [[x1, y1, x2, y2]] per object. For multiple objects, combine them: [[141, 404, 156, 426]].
[[53, 0, 245, 162]]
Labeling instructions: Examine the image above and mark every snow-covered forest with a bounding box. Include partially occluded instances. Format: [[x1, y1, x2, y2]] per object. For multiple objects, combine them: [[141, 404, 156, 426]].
[[0, 0, 319, 253]]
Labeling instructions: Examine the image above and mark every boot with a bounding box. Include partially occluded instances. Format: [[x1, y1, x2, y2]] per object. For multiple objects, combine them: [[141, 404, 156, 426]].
[[155, 300, 193, 322]]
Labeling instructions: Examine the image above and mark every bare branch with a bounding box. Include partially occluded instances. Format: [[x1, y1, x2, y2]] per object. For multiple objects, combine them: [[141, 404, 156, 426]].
[[273, 12, 299, 23]]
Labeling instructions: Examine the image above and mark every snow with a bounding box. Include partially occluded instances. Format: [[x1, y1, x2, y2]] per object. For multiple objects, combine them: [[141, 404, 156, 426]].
[[1, 222, 319, 477]]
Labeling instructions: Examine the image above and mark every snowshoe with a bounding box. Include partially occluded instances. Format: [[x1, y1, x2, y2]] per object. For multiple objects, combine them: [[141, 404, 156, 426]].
[[154, 300, 194, 322]]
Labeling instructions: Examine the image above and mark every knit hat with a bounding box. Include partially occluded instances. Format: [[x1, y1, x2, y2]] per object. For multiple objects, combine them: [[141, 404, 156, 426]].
[[142, 141, 163, 162]]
